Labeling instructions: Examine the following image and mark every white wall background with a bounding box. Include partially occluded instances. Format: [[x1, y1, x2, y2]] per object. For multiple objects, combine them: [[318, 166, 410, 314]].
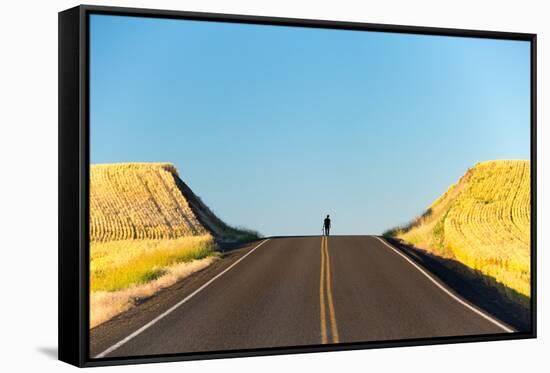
[[0, 0, 547, 371]]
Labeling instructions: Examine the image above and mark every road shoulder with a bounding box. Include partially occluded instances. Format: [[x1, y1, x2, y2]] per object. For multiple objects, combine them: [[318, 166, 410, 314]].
[[381, 237, 530, 332]]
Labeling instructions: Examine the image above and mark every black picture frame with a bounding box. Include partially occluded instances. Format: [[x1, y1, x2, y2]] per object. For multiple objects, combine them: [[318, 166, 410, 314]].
[[59, 4, 537, 368]]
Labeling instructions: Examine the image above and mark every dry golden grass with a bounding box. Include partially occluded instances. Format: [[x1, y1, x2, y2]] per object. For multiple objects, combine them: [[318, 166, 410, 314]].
[[390, 160, 530, 300], [90, 255, 217, 328], [90, 235, 216, 292]]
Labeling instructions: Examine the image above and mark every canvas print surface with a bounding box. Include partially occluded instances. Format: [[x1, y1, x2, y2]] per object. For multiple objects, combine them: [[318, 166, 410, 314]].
[[88, 14, 532, 358]]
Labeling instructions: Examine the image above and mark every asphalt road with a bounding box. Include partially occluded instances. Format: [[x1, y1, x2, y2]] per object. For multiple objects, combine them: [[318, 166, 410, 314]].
[[90, 236, 512, 358]]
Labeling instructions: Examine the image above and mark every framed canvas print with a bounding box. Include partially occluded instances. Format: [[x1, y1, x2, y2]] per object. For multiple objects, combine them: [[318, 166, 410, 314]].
[[58, 4, 537, 367]]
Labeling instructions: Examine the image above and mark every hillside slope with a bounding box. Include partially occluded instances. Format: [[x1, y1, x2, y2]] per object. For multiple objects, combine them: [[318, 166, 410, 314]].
[[386, 160, 530, 301], [89, 163, 259, 327], [90, 163, 251, 242]]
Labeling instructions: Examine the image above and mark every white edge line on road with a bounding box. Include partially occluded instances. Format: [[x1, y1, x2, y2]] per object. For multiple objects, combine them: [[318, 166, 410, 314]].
[[94, 239, 271, 358], [374, 236, 515, 333]]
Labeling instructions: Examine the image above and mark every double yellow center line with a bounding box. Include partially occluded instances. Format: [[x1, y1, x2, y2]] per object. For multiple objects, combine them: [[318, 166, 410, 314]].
[[319, 236, 339, 344]]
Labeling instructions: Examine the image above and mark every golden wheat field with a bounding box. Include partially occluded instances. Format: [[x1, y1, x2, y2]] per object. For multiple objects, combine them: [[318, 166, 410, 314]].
[[89, 163, 225, 327], [391, 160, 530, 301], [90, 163, 210, 241], [89, 163, 260, 327]]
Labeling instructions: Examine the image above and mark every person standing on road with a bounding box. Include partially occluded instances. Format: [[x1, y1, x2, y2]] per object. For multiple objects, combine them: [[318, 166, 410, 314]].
[[323, 215, 331, 236]]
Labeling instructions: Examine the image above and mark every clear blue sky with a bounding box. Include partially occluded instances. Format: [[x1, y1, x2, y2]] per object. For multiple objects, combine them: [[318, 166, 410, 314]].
[[90, 15, 530, 236]]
